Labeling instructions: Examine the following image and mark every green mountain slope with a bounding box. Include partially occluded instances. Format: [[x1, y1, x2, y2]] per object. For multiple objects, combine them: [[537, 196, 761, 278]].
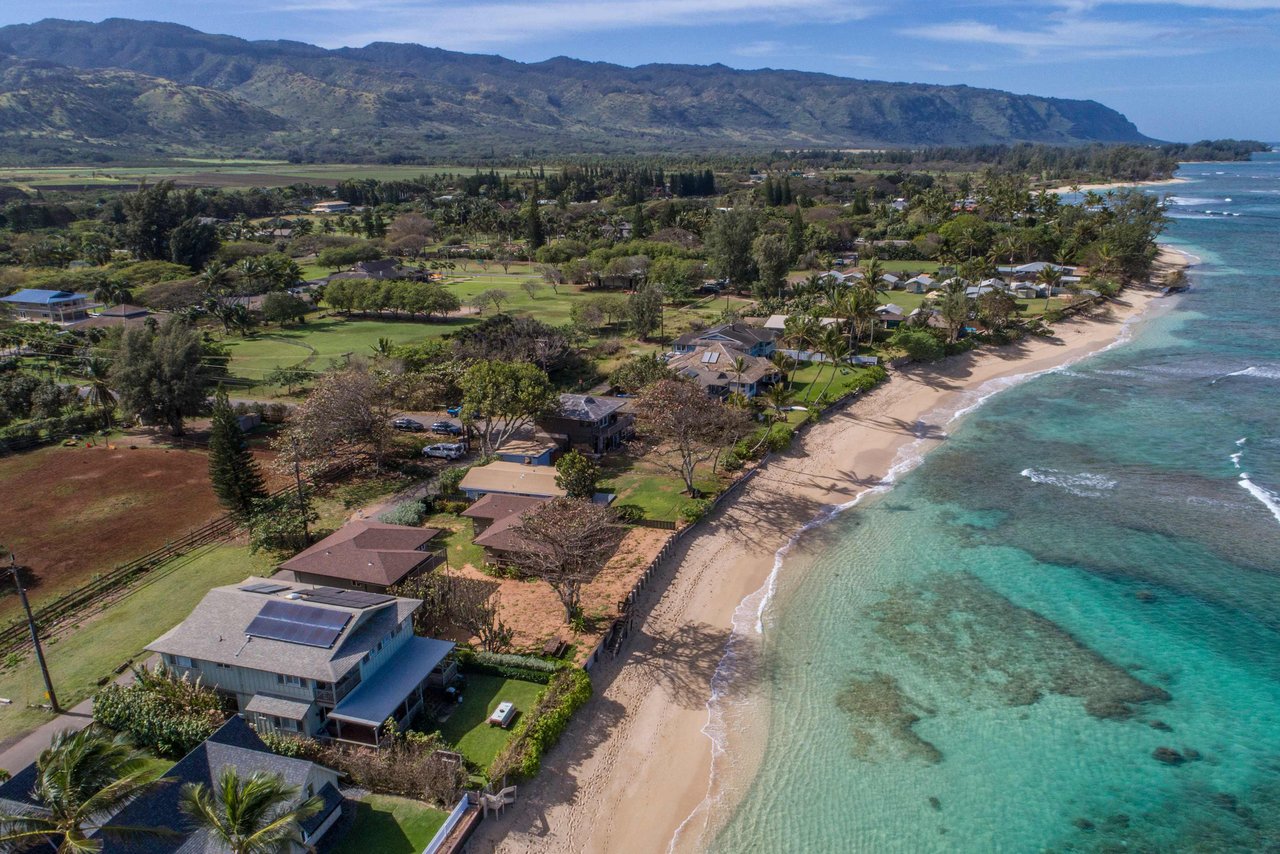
[[0, 17, 1155, 160]]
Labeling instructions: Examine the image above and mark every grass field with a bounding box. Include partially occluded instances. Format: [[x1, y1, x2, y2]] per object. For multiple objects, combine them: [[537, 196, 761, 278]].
[[435, 674, 545, 769], [0, 161, 519, 191], [0, 544, 270, 743], [329, 794, 449, 854], [602, 453, 724, 522]]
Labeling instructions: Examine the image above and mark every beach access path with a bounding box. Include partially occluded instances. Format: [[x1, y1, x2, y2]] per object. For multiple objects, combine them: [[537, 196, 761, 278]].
[[468, 251, 1190, 854]]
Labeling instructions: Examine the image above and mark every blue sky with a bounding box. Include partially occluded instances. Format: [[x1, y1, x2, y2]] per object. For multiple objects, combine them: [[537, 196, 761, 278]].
[[3, 0, 1279, 140]]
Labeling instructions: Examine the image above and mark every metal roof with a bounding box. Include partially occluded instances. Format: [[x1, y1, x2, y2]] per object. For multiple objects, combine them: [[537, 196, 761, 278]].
[[327, 636, 455, 727]]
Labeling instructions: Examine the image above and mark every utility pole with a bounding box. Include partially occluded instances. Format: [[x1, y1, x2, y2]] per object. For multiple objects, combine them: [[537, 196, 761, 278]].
[[8, 554, 59, 714], [289, 434, 310, 545]]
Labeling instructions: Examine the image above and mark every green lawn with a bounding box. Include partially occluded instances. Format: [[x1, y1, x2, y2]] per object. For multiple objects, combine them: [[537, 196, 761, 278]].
[[435, 674, 545, 769], [789, 364, 883, 404], [0, 545, 270, 743], [424, 514, 488, 572], [601, 453, 723, 522], [221, 317, 471, 382], [329, 794, 449, 854]]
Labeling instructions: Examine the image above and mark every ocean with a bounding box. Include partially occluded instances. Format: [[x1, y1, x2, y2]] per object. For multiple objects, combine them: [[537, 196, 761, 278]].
[[702, 155, 1280, 852]]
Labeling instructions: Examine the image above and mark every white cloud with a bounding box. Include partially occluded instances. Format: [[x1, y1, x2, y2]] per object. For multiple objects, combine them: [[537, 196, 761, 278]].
[[900, 13, 1214, 60], [294, 0, 874, 49]]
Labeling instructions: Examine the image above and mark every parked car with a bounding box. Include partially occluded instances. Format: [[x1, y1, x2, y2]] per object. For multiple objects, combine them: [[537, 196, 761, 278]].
[[446, 405, 463, 416], [431, 421, 464, 436], [391, 417, 425, 432], [423, 442, 467, 460]]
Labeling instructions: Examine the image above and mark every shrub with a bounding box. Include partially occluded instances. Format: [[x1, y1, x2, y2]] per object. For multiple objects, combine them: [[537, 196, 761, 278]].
[[378, 499, 428, 526], [436, 499, 470, 515], [612, 503, 645, 523], [456, 648, 560, 683], [488, 668, 592, 782], [681, 498, 714, 523], [889, 327, 945, 362], [94, 665, 225, 758]]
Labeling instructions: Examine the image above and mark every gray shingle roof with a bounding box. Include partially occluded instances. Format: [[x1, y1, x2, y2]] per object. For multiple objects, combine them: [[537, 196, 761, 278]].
[[147, 578, 421, 682], [556, 393, 628, 422]]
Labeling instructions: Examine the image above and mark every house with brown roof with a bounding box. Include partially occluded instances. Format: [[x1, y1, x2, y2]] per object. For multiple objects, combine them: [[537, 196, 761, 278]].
[[276, 520, 443, 593], [78, 303, 154, 330], [462, 493, 549, 564], [668, 342, 781, 398], [672, 322, 777, 357]]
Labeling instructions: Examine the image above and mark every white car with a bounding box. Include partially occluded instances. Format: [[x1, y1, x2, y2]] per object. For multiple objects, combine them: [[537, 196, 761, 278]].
[[423, 442, 467, 460]]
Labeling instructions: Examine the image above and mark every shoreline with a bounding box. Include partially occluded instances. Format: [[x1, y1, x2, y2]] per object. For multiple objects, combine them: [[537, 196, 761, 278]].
[[1046, 176, 1189, 195], [468, 246, 1193, 854]]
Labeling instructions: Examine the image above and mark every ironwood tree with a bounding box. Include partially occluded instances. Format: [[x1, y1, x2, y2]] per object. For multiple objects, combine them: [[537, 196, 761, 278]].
[[208, 387, 267, 521]]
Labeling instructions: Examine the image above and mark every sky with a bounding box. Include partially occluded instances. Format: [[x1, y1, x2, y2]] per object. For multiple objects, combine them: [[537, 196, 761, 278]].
[[2, 0, 1279, 140]]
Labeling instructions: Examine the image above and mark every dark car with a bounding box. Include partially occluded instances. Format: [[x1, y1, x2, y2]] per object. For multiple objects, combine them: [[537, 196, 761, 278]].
[[391, 417, 425, 433], [431, 421, 463, 436]]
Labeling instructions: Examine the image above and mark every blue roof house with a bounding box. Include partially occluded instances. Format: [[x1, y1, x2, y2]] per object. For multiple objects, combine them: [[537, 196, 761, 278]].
[[0, 289, 93, 324]]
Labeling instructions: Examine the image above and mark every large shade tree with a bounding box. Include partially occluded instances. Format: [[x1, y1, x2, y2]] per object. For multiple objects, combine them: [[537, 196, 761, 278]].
[[509, 498, 625, 621]]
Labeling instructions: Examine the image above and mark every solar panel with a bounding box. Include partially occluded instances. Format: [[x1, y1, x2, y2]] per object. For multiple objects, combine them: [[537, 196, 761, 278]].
[[300, 588, 395, 609], [239, 583, 290, 595], [245, 599, 351, 648], [701, 351, 720, 364]]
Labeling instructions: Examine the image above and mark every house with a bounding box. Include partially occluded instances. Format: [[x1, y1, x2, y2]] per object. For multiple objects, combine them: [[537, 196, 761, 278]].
[[495, 429, 561, 466], [462, 493, 550, 564], [458, 461, 567, 501], [881, 273, 902, 289], [875, 304, 907, 329], [77, 303, 153, 330], [539, 393, 634, 455], [0, 717, 344, 853], [905, 275, 937, 294], [325, 259, 430, 284], [276, 520, 444, 593], [668, 343, 780, 398], [0, 289, 93, 324], [149, 578, 457, 747], [671, 322, 776, 357], [762, 314, 840, 333], [310, 200, 351, 214]]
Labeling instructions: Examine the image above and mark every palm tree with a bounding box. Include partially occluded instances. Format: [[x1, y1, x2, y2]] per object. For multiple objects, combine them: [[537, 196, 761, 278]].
[[0, 727, 170, 853], [83, 357, 116, 430], [180, 767, 322, 854], [1036, 265, 1064, 314], [761, 383, 794, 422], [816, 326, 850, 402], [92, 280, 132, 308], [769, 351, 796, 390], [861, 258, 886, 293], [370, 337, 395, 360], [729, 355, 749, 397]]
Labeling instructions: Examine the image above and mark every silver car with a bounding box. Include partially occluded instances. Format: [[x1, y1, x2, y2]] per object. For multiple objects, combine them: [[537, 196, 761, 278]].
[[423, 442, 467, 460]]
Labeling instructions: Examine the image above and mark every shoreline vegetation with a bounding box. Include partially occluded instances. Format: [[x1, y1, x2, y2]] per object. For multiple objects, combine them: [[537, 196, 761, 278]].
[[466, 244, 1193, 853]]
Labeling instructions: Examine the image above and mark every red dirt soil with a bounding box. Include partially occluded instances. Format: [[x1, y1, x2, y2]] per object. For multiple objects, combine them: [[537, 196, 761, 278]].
[[0, 443, 226, 612]]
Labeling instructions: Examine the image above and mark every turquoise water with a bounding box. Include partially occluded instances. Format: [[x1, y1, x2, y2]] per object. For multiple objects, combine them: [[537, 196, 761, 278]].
[[709, 156, 1280, 852]]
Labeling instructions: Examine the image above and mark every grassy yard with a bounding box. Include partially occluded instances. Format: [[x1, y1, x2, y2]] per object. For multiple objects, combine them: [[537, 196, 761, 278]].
[[0, 544, 270, 743], [434, 674, 545, 769], [424, 513, 488, 572], [788, 363, 883, 404], [329, 794, 449, 854], [601, 453, 723, 522]]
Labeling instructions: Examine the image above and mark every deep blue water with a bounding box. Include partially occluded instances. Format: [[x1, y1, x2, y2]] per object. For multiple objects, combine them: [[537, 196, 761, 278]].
[[710, 155, 1280, 852]]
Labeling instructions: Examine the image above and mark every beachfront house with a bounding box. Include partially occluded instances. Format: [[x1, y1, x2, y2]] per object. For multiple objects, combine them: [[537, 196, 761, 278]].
[[0, 289, 93, 324], [668, 342, 781, 398], [0, 717, 345, 853], [276, 519, 445, 593], [148, 578, 457, 747], [458, 460, 568, 501], [462, 493, 550, 564], [671, 322, 777, 357], [875, 304, 907, 329], [539, 393, 634, 455]]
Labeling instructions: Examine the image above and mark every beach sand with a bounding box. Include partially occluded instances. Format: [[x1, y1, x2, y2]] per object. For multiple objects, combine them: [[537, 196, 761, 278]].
[[468, 249, 1191, 854], [1046, 176, 1190, 195]]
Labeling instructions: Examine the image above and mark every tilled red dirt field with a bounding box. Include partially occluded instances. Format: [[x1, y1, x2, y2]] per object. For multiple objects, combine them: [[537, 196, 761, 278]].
[[0, 443, 226, 612]]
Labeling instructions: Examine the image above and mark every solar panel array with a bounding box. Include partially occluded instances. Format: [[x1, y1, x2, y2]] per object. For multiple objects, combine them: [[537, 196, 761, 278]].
[[245, 599, 351, 648], [239, 582, 290, 595], [300, 587, 395, 609]]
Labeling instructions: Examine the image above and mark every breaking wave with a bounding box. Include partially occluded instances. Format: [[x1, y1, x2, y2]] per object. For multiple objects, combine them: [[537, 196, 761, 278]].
[[1020, 468, 1118, 497]]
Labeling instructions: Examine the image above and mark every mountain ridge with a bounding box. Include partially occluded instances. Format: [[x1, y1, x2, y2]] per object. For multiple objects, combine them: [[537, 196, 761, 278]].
[[0, 17, 1156, 161]]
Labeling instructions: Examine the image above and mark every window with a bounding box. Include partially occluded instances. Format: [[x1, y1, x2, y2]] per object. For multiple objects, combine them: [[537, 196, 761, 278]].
[[174, 655, 194, 668], [280, 718, 299, 732], [216, 662, 233, 670], [277, 674, 303, 688]]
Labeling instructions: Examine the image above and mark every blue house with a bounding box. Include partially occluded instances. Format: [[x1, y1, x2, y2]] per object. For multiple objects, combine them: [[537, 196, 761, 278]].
[[671, 322, 777, 357], [0, 289, 93, 324]]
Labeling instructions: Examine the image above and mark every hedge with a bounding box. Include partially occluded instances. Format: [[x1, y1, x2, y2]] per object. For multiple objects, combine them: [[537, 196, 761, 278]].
[[456, 649, 561, 684], [94, 666, 226, 759], [378, 499, 429, 526], [488, 668, 592, 782]]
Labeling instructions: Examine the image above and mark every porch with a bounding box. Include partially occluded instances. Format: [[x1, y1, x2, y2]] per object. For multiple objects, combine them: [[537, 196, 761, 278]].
[[323, 636, 457, 748]]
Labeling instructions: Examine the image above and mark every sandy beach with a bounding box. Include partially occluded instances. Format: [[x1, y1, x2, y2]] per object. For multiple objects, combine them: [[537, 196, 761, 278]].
[[467, 248, 1192, 854], [1046, 176, 1190, 195]]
